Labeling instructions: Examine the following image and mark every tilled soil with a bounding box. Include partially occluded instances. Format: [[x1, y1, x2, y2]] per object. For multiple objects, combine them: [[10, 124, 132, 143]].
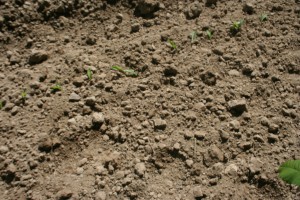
[[0, 0, 299, 200]]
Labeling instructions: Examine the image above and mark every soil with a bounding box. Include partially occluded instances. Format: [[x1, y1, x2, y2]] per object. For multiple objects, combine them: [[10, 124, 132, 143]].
[[0, 0, 299, 200]]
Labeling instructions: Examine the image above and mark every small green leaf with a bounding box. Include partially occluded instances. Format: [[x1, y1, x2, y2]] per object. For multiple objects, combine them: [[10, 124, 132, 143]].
[[260, 14, 268, 22], [190, 31, 197, 43], [231, 19, 244, 33], [279, 160, 300, 186], [21, 90, 27, 100], [124, 69, 138, 77], [111, 66, 138, 77], [206, 30, 213, 40], [87, 68, 93, 80], [167, 39, 177, 49], [111, 65, 123, 71], [51, 84, 62, 92]]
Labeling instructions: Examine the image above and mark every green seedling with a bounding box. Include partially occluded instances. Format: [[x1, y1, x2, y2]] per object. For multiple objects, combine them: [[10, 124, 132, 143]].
[[206, 30, 213, 40], [279, 160, 300, 186], [230, 19, 244, 33], [167, 39, 177, 50], [50, 84, 62, 92], [21, 90, 27, 101], [0, 101, 3, 110], [87, 68, 93, 80], [260, 14, 268, 22], [190, 31, 198, 43], [111, 65, 138, 77]]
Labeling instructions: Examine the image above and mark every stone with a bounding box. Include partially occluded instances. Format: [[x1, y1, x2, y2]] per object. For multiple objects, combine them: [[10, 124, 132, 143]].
[[224, 164, 239, 176], [76, 167, 84, 175], [11, 106, 19, 115], [0, 146, 9, 154], [212, 46, 224, 56], [173, 142, 180, 151], [86, 35, 97, 45], [52, 138, 61, 149], [184, 1, 202, 20], [68, 118, 76, 126], [268, 135, 279, 143], [228, 69, 240, 76], [191, 186, 205, 199], [0, 15, 4, 28], [248, 157, 263, 175], [135, 0, 159, 17], [95, 165, 107, 175], [69, 92, 81, 102], [38, 137, 60, 152], [47, 36, 57, 43], [228, 99, 247, 115], [268, 123, 279, 134], [229, 120, 240, 131], [242, 63, 255, 76], [78, 158, 88, 167], [243, 2, 255, 14], [107, 24, 118, 32], [186, 159, 194, 168], [2, 163, 17, 183], [204, 145, 224, 167], [10, 54, 21, 65], [153, 118, 167, 130], [200, 71, 217, 86], [185, 111, 197, 121], [28, 160, 38, 169], [95, 191, 106, 200], [219, 131, 230, 142], [73, 77, 84, 87], [152, 54, 162, 64], [135, 162, 146, 177], [131, 23, 140, 33], [263, 28, 272, 37], [29, 81, 41, 89], [184, 131, 194, 139], [205, 0, 218, 6], [163, 66, 178, 77], [56, 189, 73, 200], [92, 112, 105, 125], [194, 131, 206, 140], [260, 117, 270, 127], [116, 13, 123, 20], [239, 142, 252, 151], [85, 96, 96, 106], [253, 135, 265, 143], [28, 49, 48, 65]]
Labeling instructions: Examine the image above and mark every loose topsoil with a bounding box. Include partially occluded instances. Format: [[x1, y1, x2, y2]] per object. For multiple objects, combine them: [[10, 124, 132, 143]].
[[0, 0, 299, 200]]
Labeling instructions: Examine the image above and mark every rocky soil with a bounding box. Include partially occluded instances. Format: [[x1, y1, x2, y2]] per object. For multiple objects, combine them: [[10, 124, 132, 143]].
[[0, 0, 299, 199]]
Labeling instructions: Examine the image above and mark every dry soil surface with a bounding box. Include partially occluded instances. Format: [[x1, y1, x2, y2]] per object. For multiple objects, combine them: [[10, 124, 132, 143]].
[[0, 0, 300, 200]]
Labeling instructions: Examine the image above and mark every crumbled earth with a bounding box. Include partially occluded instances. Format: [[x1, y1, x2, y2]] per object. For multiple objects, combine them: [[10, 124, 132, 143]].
[[0, 0, 299, 199]]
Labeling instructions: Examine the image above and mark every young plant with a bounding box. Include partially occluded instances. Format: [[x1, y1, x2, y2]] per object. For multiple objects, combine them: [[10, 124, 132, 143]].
[[206, 30, 213, 40], [259, 13, 268, 22], [87, 68, 93, 80], [167, 39, 177, 50], [279, 160, 300, 187], [190, 31, 198, 43], [230, 19, 244, 34], [50, 84, 62, 93], [21, 90, 27, 101], [111, 65, 138, 77], [0, 100, 3, 110]]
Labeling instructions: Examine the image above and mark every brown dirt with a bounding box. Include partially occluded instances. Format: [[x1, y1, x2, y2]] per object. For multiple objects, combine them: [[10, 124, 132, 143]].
[[0, 0, 299, 199]]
